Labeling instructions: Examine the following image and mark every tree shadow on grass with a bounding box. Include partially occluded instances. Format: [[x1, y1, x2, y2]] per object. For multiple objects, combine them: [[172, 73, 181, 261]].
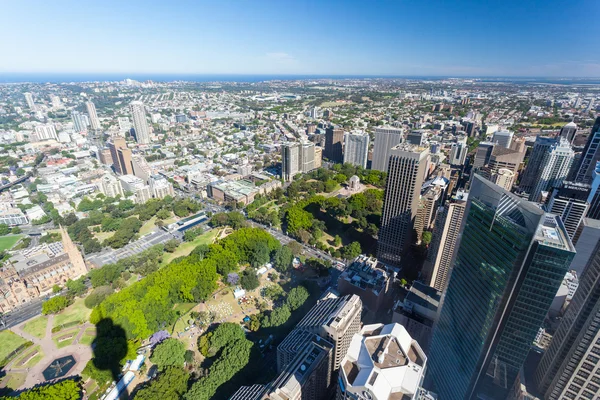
[[91, 318, 129, 398]]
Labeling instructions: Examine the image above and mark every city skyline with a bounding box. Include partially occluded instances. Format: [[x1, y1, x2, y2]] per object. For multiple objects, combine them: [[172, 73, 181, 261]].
[[1, 0, 599, 77]]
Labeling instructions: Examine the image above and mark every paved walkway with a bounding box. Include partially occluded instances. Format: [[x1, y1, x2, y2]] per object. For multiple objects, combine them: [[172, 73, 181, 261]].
[[6, 316, 94, 390]]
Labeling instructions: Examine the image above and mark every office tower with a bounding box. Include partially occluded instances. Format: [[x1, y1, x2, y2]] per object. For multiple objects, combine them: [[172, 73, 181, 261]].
[[491, 168, 515, 191], [34, 124, 58, 141], [129, 101, 151, 144], [343, 132, 369, 168], [72, 111, 88, 133], [519, 137, 574, 202], [108, 137, 133, 175], [428, 175, 575, 400], [449, 140, 468, 166], [267, 334, 333, 400], [301, 142, 316, 173], [492, 130, 514, 148], [282, 143, 300, 181], [337, 255, 392, 312], [586, 161, 600, 219], [484, 146, 525, 178], [149, 175, 174, 199], [337, 323, 428, 400], [131, 155, 152, 182], [573, 117, 600, 183], [324, 126, 344, 163], [547, 181, 590, 240], [415, 185, 443, 241], [118, 175, 151, 204], [510, 137, 526, 153], [472, 142, 495, 169], [372, 126, 404, 172], [534, 239, 600, 400], [407, 130, 427, 146], [392, 281, 441, 353], [426, 191, 468, 292], [558, 121, 578, 143], [277, 292, 362, 372], [570, 218, 600, 275], [85, 101, 101, 130], [98, 174, 124, 198], [98, 148, 113, 166], [23, 92, 35, 109], [377, 144, 429, 266], [314, 147, 323, 169]]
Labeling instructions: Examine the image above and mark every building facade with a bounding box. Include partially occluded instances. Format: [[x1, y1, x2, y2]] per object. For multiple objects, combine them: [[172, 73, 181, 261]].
[[129, 101, 151, 144], [343, 132, 369, 168], [372, 126, 404, 172], [547, 181, 590, 240], [573, 117, 600, 183], [324, 126, 344, 163], [427, 175, 575, 400], [86, 101, 101, 130]]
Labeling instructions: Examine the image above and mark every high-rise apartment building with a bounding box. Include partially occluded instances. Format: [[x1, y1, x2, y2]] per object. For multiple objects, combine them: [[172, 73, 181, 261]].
[[131, 155, 152, 183], [282, 142, 316, 181], [372, 126, 404, 172], [570, 218, 600, 276], [98, 174, 124, 198], [50, 94, 62, 109], [415, 185, 443, 242], [449, 140, 468, 166], [72, 111, 88, 133], [324, 126, 344, 163], [277, 292, 362, 373], [86, 101, 101, 130], [492, 130, 514, 148], [425, 191, 468, 292], [572, 117, 600, 183], [519, 136, 574, 202], [118, 175, 151, 204], [377, 144, 429, 266], [534, 236, 600, 400], [343, 132, 369, 168], [23, 92, 35, 109], [428, 175, 575, 400], [149, 175, 174, 199], [337, 323, 428, 400], [491, 168, 515, 191], [547, 181, 590, 240], [558, 121, 578, 143], [108, 137, 133, 175], [129, 101, 151, 144]]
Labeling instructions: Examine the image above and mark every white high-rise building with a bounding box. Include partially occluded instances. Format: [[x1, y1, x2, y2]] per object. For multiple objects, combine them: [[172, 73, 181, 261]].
[[34, 124, 58, 141], [492, 130, 513, 148], [449, 139, 468, 166], [149, 175, 174, 199], [23, 92, 35, 109], [72, 111, 87, 133], [520, 137, 575, 202], [50, 95, 62, 109], [99, 174, 124, 198], [86, 101, 101, 130], [129, 101, 151, 144], [343, 132, 369, 168], [118, 117, 132, 136], [372, 127, 404, 172]]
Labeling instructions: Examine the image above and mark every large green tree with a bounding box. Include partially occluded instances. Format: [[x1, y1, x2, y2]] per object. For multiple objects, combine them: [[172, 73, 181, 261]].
[[134, 367, 189, 400], [150, 339, 186, 370]]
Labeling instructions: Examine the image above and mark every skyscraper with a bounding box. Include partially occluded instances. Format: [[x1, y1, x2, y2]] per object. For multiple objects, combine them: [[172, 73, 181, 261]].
[[377, 144, 429, 266], [129, 101, 151, 144], [534, 235, 600, 400], [343, 132, 369, 168], [573, 117, 600, 183], [449, 139, 468, 166], [492, 130, 514, 148], [372, 126, 404, 172], [108, 137, 133, 175], [547, 181, 590, 241], [585, 161, 600, 219], [472, 141, 495, 169], [519, 136, 574, 202], [324, 126, 344, 163], [281, 142, 316, 181], [428, 175, 575, 400], [23, 92, 35, 109], [72, 110, 88, 133], [426, 191, 468, 292], [86, 101, 101, 130], [558, 121, 578, 143]]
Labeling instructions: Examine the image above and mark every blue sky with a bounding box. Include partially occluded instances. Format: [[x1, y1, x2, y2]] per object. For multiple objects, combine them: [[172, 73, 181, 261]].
[[1, 0, 599, 77]]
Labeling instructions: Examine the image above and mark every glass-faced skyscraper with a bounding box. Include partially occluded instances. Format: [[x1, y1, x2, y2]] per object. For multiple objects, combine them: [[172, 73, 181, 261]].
[[427, 175, 575, 400]]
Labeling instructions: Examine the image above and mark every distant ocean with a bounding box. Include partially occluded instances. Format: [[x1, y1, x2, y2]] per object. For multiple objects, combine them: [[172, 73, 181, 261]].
[[1, 73, 600, 85]]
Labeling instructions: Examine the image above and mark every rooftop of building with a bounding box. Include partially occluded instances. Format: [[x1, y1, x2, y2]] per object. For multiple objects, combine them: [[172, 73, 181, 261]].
[[534, 214, 575, 252], [404, 282, 441, 313], [341, 323, 426, 400], [339, 255, 392, 296], [210, 179, 257, 198]]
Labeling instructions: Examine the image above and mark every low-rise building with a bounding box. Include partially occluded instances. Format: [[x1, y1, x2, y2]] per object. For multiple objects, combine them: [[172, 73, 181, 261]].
[[337, 255, 394, 312]]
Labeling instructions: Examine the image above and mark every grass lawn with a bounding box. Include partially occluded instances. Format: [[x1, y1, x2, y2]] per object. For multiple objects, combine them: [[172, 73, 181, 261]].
[[52, 328, 80, 349], [93, 231, 113, 242], [0, 235, 23, 251], [53, 298, 92, 329], [21, 316, 48, 339], [14, 346, 43, 368], [139, 216, 157, 236], [170, 303, 197, 334], [2, 372, 26, 391], [162, 229, 217, 264], [0, 331, 28, 364], [163, 216, 178, 225], [79, 329, 97, 346]]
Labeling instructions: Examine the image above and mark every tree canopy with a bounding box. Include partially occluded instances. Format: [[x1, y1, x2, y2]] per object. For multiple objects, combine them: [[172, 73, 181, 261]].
[[150, 338, 186, 370]]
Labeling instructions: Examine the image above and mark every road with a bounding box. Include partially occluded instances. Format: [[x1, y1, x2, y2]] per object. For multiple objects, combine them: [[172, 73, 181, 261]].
[[0, 298, 43, 330]]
